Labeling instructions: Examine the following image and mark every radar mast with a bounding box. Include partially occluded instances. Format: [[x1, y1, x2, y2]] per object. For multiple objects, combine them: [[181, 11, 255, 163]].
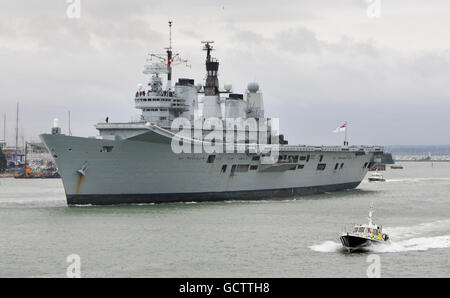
[[166, 21, 173, 89], [143, 21, 190, 91], [201, 41, 220, 96]]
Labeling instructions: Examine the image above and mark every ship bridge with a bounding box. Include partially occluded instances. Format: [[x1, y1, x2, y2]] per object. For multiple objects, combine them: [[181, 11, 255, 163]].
[[134, 77, 196, 128]]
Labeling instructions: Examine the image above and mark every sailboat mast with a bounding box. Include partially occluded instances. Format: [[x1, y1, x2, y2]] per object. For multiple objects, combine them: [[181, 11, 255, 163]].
[[24, 141, 27, 170], [15, 102, 19, 164], [3, 112, 5, 145]]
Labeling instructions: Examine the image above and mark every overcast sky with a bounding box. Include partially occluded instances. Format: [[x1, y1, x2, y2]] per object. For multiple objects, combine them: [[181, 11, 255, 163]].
[[1, 0, 450, 146]]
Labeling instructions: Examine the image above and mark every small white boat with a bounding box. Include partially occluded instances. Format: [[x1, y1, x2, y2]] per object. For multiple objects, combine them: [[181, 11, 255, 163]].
[[368, 171, 385, 182]]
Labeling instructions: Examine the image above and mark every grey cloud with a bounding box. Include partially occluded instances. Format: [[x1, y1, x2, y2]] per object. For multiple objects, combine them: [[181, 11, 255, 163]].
[[274, 27, 323, 54], [222, 25, 450, 146]]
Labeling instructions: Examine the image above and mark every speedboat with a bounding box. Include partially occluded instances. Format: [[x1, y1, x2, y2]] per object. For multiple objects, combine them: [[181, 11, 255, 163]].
[[340, 207, 389, 252], [368, 171, 385, 182]]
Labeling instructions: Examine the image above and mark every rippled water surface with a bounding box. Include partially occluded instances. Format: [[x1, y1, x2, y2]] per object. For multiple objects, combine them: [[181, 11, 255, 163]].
[[0, 161, 449, 277]]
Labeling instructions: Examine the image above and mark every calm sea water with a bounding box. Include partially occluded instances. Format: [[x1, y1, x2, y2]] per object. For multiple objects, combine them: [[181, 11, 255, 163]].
[[0, 161, 449, 278]]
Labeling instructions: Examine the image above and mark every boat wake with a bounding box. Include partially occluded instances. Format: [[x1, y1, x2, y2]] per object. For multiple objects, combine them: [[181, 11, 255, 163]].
[[386, 177, 450, 183], [309, 241, 344, 253], [371, 235, 450, 253], [309, 220, 450, 254], [387, 219, 450, 240], [361, 177, 450, 184]]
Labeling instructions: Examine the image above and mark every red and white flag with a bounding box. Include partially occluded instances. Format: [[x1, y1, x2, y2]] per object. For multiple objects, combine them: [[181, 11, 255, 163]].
[[333, 123, 346, 133]]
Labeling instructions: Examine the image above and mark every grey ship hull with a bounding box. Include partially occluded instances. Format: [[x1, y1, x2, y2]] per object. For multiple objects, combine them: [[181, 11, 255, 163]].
[[40, 127, 382, 206], [66, 182, 361, 205]]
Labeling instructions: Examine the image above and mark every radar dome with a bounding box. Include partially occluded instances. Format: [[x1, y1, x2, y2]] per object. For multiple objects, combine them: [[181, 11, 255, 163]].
[[224, 83, 232, 92], [137, 83, 143, 90], [247, 82, 259, 93]]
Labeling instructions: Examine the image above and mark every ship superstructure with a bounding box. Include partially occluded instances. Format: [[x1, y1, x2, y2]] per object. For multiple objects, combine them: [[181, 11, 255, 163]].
[[40, 22, 384, 205]]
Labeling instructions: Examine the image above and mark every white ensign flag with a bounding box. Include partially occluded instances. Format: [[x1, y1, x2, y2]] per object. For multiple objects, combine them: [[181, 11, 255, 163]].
[[333, 123, 347, 133]]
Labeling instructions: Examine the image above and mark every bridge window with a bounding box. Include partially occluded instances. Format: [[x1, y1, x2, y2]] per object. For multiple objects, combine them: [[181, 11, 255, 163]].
[[297, 164, 304, 170], [278, 155, 288, 162], [220, 164, 227, 173], [334, 163, 339, 170], [250, 165, 258, 170]]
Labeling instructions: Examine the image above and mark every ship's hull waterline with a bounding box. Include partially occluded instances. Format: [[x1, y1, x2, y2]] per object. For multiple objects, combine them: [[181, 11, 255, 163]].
[[66, 182, 362, 205], [40, 130, 382, 206]]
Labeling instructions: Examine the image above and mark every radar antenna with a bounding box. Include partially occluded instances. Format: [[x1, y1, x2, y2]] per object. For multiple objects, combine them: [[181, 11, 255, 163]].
[[142, 21, 190, 90], [201, 41, 214, 62], [168, 20, 172, 51]]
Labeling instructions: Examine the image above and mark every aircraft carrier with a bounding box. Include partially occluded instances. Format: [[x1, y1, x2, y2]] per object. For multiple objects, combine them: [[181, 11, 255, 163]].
[[40, 22, 383, 206]]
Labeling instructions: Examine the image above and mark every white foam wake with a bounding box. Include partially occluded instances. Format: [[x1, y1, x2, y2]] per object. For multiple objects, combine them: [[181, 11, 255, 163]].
[[385, 177, 450, 183], [309, 241, 344, 253], [385, 219, 450, 240], [372, 235, 450, 253]]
